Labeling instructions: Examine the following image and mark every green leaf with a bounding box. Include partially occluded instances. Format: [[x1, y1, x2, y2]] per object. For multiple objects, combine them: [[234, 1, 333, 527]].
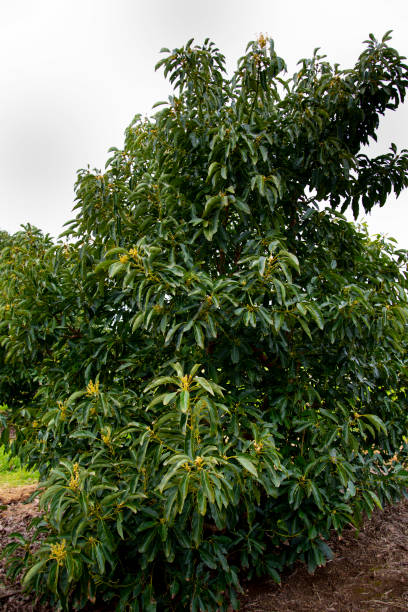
[[158, 458, 189, 492], [193, 323, 205, 349], [94, 260, 112, 274], [367, 490, 383, 510], [171, 362, 184, 378], [144, 376, 179, 393], [298, 317, 312, 340], [231, 345, 239, 363], [360, 414, 387, 435], [131, 312, 145, 331], [104, 247, 127, 258], [163, 392, 178, 405], [296, 302, 307, 316], [203, 195, 222, 218], [69, 430, 97, 440], [258, 256, 266, 276], [197, 487, 207, 515], [22, 559, 49, 587], [66, 390, 85, 406], [194, 376, 215, 396], [306, 304, 324, 330], [192, 512, 204, 546], [207, 162, 219, 178], [109, 262, 126, 278], [151, 100, 168, 108], [165, 323, 183, 346], [273, 279, 286, 305], [178, 473, 190, 514], [236, 455, 258, 477], [179, 390, 190, 413], [234, 199, 250, 214], [200, 470, 215, 503], [309, 481, 324, 510], [283, 251, 299, 273]]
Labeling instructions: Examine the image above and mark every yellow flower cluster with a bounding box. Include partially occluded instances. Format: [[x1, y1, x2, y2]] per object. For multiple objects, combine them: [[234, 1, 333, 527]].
[[180, 374, 192, 391], [117, 247, 145, 273], [194, 456, 204, 469], [69, 463, 80, 492], [128, 247, 139, 260], [258, 33, 267, 49], [101, 429, 111, 445], [57, 400, 67, 421], [118, 248, 141, 265], [49, 539, 67, 566], [253, 441, 263, 453], [129, 247, 145, 273], [86, 380, 99, 397], [263, 254, 278, 280]]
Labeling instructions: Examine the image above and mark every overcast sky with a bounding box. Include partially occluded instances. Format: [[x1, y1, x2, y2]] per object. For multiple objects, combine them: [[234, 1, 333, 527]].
[[1, 0, 407, 246]]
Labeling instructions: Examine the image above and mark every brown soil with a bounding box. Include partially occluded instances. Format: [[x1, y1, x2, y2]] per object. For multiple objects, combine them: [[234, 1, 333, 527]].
[[1, 487, 408, 611], [241, 496, 408, 612], [0, 486, 51, 611], [0, 484, 38, 505]]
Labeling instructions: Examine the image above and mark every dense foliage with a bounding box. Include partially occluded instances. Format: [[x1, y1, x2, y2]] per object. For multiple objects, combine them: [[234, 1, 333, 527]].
[[0, 228, 54, 416], [1, 32, 408, 611]]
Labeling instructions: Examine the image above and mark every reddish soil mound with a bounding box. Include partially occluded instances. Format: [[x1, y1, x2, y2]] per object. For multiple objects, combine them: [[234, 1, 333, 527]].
[[1, 487, 408, 611]]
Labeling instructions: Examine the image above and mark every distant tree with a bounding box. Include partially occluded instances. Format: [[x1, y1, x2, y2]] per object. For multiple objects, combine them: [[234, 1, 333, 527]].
[[0, 227, 54, 421], [2, 32, 408, 611]]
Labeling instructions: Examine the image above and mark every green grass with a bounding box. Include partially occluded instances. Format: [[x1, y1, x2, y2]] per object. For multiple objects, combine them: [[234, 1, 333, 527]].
[[0, 446, 38, 487]]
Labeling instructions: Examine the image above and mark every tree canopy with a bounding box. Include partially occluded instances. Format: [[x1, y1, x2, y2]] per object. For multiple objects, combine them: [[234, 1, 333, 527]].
[[1, 32, 408, 611]]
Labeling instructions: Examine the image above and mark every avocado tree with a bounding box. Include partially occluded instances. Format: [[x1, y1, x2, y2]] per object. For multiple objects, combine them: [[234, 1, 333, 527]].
[[2, 32, 408, 611], [0, 227, 55, 424]]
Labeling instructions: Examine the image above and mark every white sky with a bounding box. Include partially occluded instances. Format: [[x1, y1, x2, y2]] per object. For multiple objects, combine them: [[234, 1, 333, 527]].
[[1, 0, 407, 246]]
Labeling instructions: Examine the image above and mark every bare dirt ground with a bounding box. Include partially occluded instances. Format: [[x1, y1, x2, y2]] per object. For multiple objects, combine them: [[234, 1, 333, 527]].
[[1, 486, 408, 611], [0, 485, 51, 611], [241, 496, 408, 612]]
